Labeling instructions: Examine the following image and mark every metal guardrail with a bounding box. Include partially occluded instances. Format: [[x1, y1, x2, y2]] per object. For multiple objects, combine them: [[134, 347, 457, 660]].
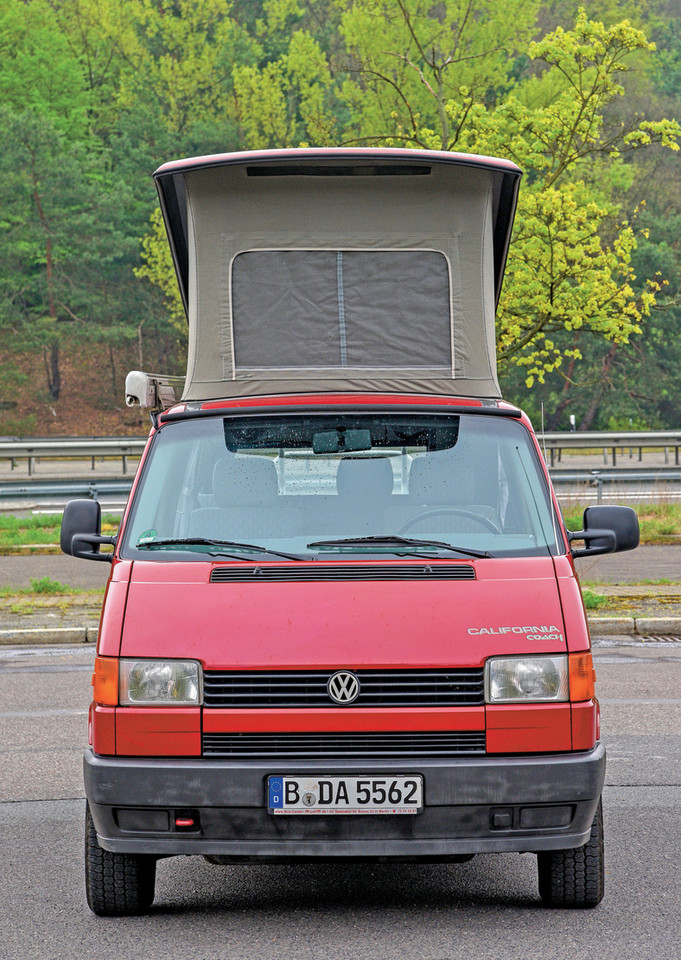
[[0, 479, 133, 500], [0, 437, 146, 476], [550, 469, 681, 503], [542, 431, 681, 467], [3, 431, 681, 474], [2, 468, 681, 505]]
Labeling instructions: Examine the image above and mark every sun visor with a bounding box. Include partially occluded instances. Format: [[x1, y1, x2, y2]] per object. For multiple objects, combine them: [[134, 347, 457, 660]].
[[154, 149, 521, 401]]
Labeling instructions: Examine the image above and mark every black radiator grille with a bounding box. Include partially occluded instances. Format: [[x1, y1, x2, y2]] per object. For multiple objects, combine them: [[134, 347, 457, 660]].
[[203, 668, 485, 708], [202, 730, 486, 758], [210, 564, 475, 583]]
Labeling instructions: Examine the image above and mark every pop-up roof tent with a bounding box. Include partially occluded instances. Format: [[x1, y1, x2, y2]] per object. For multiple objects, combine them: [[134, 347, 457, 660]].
[[153, 148, 521, 402]]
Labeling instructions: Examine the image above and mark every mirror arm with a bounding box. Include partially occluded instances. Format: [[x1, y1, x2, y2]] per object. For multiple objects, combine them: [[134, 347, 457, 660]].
[[71, 533, 116, 562], [568, 527, 616, 559]]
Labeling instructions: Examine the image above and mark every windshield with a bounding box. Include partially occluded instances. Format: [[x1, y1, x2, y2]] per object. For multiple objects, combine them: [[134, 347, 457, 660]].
[[120, 413, 561, 560]]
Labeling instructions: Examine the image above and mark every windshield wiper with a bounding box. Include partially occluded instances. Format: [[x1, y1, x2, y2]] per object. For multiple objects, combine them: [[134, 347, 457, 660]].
[[136, 537, 307, 561], [306, 535, 491, 559]]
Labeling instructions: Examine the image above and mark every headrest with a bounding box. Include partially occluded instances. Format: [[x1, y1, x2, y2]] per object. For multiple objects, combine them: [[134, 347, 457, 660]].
[[212, 456, 279, 508], [336, 457, 394, 499], [408, 456, 474, 504]]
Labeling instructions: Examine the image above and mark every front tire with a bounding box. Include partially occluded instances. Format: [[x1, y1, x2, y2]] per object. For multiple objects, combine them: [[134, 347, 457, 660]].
[[537, 798, 604, 908], [85, 803, 156, 916]]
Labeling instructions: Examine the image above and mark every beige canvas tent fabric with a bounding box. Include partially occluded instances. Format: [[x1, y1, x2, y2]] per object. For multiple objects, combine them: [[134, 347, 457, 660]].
[[154, 150, 521, 401]]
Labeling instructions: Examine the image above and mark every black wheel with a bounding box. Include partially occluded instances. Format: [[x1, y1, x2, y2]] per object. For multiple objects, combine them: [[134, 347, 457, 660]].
[[537, 799, 604, 908], [85, 803, 156, 916]]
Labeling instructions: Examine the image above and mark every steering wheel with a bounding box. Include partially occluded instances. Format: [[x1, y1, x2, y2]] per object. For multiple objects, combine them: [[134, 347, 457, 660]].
[[397, 507, 501, 536]]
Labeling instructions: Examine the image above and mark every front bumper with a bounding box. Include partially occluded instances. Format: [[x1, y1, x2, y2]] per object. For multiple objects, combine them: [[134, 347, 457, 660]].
[[84, 743, 606, 859]]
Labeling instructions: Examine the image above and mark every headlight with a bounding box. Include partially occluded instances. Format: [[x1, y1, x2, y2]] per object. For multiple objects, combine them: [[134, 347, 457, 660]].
[[119, 659, 202, 705], [485, 655, 568, 703]]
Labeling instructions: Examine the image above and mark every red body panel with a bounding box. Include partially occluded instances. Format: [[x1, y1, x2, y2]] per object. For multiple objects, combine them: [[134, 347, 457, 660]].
[[486, 704, 572, 753], [554, 555, 591, 653], [115, 707, 200, 756], [92, 706, 116, 755], [120, 557, 573, 668], [571, 700, 598, 751], [96, 564, 132, 657], [198, 394, 489, 411], [203, 706, 484, 734]]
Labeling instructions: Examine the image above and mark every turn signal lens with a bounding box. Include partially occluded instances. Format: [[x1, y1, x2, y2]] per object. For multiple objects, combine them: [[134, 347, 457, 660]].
[[92, 656, 119, 705], [569, 652, 595, 701]]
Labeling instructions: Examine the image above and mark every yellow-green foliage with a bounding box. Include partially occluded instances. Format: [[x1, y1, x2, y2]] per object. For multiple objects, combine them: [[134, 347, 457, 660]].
[[135, 209, 186, 335], [441, 11, 680, 385]]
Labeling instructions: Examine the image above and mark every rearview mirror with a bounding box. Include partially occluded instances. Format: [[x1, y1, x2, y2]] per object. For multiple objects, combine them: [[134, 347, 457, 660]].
[[312, 429, 372, 454], [569, 505, 639, 559], [60, 499, 116, 562]]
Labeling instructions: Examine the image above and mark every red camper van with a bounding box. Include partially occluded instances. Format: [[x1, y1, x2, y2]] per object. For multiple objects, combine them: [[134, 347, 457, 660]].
[[61, 148, 638, 915]]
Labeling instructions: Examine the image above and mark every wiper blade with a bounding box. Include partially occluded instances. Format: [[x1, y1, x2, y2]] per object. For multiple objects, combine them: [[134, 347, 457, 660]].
[[136, 537, 306, 561], [307, 535, 491, 559]]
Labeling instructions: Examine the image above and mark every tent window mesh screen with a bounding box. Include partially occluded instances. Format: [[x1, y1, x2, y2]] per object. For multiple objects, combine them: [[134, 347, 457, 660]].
[[231, 250, 451, 371]]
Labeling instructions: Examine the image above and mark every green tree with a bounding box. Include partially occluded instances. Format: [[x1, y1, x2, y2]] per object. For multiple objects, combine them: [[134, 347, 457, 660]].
[[439, 11, 679, 388], [0, 108, 144, 400], [0, 0, 91, 139], [338, 0, 540, 149], [230, 0, 340, 148]]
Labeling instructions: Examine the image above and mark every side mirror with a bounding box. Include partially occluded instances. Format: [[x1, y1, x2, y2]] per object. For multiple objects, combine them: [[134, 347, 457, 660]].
[[60, 499, 116, 562], [569, 505, 639, 559]]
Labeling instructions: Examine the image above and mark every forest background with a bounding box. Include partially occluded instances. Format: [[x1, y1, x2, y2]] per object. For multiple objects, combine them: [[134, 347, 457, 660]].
[[1, 0, 680, 437]]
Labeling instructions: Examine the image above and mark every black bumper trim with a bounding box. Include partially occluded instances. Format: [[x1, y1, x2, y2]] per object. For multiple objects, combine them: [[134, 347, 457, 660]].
[[84, 744, 605, 858]]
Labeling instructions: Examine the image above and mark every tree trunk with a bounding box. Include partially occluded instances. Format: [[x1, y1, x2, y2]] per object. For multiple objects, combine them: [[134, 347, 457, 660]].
[[546, 355, 577, 430], [579, 344, 617, 431], [108, 342, 117, 397], [44, 339, 61, 400]]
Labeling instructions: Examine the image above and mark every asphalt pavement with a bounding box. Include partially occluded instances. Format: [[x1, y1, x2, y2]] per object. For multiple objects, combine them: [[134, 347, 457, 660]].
[[1, 640, 679, 959]]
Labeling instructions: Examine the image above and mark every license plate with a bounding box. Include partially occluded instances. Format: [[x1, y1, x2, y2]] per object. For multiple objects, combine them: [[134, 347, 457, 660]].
[[267, 775, 423, 815]]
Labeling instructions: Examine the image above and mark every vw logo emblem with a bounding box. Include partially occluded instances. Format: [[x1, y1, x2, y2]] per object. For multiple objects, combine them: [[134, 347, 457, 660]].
[[327, 671, 360, 705]]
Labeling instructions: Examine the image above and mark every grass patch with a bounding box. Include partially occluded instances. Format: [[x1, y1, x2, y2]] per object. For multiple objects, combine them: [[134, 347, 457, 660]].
[[563, 501, 681, 544], [28, 576, 70, 594], [0, 513, 119, 549], [581, 588, 609, 611], [634, 578, 677, 585], [9, 601, 36, 615], [0, 580, 104, 598]]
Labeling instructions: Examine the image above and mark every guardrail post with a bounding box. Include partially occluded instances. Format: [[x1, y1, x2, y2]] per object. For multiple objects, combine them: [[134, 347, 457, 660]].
[[591, 470, 603, 504], [665, 446, 669, 465]]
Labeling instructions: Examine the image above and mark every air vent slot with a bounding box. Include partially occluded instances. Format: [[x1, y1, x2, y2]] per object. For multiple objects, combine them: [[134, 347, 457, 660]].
[[210, 564, 475, 583], [202, 730, 485, 758]]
